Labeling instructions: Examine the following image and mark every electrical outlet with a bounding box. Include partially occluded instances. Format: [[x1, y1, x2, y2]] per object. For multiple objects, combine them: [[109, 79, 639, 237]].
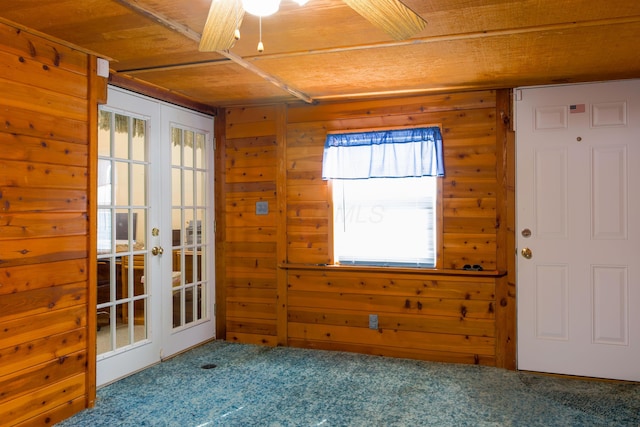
[[369, 314, 378, 330]]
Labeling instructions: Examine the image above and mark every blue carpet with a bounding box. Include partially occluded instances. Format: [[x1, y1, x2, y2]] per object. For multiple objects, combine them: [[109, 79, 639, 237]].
[[58, 341, 639, 426]]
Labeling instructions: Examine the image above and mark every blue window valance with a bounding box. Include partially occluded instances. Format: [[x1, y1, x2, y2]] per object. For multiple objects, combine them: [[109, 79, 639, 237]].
[[322, 127, 444, 180]]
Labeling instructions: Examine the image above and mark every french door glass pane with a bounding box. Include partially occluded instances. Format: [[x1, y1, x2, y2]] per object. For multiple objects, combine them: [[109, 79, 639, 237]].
[[171, 125, 208, 329], [97, 110, 149, 355]]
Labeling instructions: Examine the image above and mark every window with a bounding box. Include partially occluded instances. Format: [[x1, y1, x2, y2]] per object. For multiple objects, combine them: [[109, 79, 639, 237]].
[[323, 127, 444, 269], [333, 176, 437, 267]]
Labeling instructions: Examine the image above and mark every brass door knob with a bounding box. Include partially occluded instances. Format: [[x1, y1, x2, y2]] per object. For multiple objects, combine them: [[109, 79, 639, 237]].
[[151, 246, 164, 256], [521, 247, 532, 259]]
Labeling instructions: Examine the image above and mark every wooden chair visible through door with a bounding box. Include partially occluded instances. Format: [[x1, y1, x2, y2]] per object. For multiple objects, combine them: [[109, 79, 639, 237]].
[[121, 254, 146, 324]]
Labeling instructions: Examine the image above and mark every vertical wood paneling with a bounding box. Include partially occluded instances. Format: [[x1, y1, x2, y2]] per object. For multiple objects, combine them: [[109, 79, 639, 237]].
[[0, 21, 104, 427], [222, 89, 515, 369]]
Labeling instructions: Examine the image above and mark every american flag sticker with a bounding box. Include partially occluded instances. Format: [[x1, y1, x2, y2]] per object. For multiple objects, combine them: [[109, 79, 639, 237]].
[[570, 104, 586, 113]]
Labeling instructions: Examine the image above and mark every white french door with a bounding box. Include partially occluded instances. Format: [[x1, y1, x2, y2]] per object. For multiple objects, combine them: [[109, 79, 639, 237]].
[[160, 105, 216, 358], [516, 79, 640, 381], [96, 87, 214, 386]]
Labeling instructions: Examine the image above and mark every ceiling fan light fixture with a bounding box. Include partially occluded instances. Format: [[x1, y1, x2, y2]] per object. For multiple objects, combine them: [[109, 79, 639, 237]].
[[242, 0, 281, 17], [293, 0, 310, 5], [342, 0, 427, 40], [199, 0, 246, 51]]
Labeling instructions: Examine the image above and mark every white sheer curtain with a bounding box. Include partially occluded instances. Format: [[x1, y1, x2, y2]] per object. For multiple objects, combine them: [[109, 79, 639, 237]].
[[322, 127, 444, 180], [97, 159, 112, 252]]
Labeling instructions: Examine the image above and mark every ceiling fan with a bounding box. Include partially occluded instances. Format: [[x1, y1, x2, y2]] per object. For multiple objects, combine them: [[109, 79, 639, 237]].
[[198, 0, 427, 52]]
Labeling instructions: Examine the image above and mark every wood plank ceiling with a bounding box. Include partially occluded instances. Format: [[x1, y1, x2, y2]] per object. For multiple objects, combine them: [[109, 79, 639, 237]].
[[1, 0, 639, 107]]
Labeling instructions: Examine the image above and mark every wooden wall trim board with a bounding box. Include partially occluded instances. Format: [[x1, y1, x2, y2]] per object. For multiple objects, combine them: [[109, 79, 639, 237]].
[[108, 73, 218, 117], [280, 263, 506, 277], [494, 90, 517, 369], [215, 108, 228, 340], [503, 90, 518, 370], [276, 104, 289, 346], [222, 89, 516, 369], [86, 54, 108, 407]]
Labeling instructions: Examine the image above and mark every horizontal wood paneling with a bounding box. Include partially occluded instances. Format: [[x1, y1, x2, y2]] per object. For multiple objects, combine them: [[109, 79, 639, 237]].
[[0, 188, 87, 212], [13, 397, 86, 427], [0, 259, 86, 295], [0, 350, 87, 403], [287, 271, 496, 299], [0, 49, 88, 99], [0, 330, 86, 378], [222, 107, 280, 345], [0, 77, 88, 121], [0, 24, 89, 75], [0, 20, 94, 427], [0, 306, 86, 355], [227, 318, 277, 336], [288, 308, 495, 337], [0, 374, 85, 426], [0, 282, 85, 322], [288, 323, 496, 356], [0, 132, 88, 165], [0, 235, 87, 267], [286, 90, 500, 270], [222, 89, 514, 368], [286, 92, 497, 124], [0, 213, 88, 239], [289, 292, 494, 319], [0, 104, 88, 144], [286, 339, 496, 366], [0, 159, 88, 189], [286, 267, 498, 365]]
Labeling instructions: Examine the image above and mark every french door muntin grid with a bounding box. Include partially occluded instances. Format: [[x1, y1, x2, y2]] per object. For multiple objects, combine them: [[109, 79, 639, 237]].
[[170, 125, 208, 328], [97, 109, 149, 355]]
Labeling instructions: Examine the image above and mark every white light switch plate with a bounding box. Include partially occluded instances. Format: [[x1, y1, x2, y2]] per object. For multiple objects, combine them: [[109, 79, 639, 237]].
[[97, 57, 109, 78]]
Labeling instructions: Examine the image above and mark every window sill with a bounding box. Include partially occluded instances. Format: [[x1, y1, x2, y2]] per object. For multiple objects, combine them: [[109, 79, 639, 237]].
[[279, 263, 507, 277]]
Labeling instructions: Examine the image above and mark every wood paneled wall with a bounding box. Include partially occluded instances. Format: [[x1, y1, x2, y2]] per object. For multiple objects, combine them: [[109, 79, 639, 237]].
[[221, 90, 516, 369], [0, 21, 103, 426], [222, 106, 282, 345]]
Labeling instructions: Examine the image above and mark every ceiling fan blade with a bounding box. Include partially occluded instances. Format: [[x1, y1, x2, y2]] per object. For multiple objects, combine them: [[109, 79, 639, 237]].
[[199, 0, 245, 51], [342, 0, 426, 40]]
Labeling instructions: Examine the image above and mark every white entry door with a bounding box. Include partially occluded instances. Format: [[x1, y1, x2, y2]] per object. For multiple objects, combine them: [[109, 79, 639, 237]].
[[516, 79, 640, 381], [96, 87, 214, 386]]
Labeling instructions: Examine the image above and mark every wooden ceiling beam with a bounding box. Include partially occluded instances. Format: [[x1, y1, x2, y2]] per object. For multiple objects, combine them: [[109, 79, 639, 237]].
[[112, 0, 315, 104]]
